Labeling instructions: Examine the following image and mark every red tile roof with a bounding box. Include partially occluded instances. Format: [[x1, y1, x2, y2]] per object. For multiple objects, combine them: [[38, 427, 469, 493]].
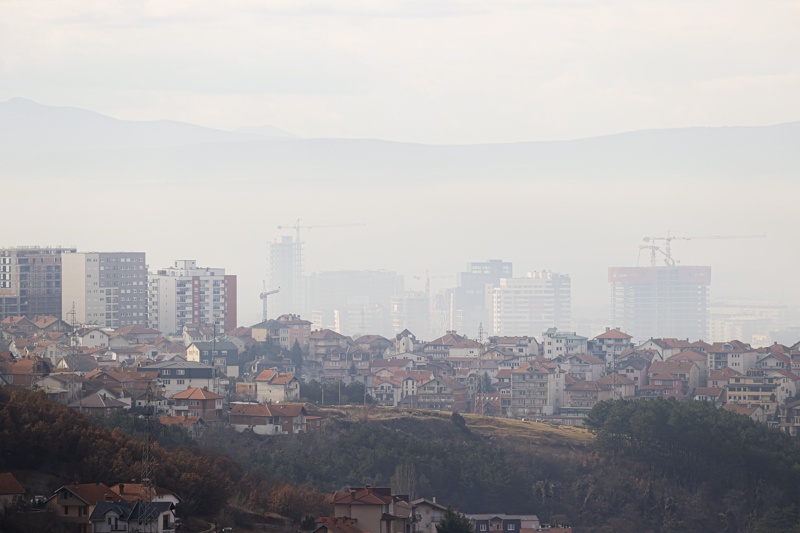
[[594, 328, 632, 340], [331, 486, 394, 506], [52, 483, 123, 505], [171, 387, 223, 400], [255, 369, 297, 385], [0, 472, 24, 495]]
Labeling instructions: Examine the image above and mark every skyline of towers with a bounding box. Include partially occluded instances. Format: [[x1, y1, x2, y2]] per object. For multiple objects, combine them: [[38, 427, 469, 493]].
[[609, 265, 711, 341]]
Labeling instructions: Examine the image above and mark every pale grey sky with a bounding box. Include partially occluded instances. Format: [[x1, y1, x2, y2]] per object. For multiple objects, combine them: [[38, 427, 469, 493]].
[[2, 0, 799, 143]]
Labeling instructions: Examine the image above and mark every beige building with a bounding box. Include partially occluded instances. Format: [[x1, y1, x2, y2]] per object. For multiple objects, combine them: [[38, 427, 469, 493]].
[[509, 361, 566, 417], [61, 252, 147, 328]]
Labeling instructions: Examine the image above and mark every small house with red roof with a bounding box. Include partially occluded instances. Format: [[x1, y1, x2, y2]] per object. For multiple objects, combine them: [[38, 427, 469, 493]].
[[255, 369, 300, 403], [45, 482, 124, 530], [330, 486, 410, 533], [590, 327, 634, 362], [0, 472, 25, 507], [229, 402, 309, 435], [171, 387, 224, 420]]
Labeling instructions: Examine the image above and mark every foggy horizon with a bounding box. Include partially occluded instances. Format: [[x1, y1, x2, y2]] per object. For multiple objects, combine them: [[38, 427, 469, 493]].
[[2, 1, 798, 343]]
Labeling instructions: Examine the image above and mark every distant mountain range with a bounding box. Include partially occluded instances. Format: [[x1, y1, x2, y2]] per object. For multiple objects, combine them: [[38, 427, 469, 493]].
[[2, 97, 798, 186]]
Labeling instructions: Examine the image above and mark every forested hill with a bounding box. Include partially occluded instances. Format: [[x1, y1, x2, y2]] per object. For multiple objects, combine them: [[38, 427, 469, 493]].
[[4, 387, 800, 532]]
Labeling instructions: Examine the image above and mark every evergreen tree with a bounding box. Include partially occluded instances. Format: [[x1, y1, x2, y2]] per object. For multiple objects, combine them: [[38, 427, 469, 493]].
[[291, 340, 304, 376], [436, 508, 474, 533]]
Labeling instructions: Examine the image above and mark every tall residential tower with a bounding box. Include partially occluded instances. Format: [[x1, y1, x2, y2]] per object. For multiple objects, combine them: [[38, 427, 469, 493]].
[[0, 246, 76, 320], [148, 260, 237, 335], [609, 266, 710, 341], [61, 252, 148, 328]]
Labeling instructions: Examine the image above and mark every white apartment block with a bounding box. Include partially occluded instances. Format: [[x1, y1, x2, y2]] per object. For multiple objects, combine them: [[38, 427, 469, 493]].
[[491, 271, 571, 337], [61, 252, 147, 328], [148, 260, 237, 335]]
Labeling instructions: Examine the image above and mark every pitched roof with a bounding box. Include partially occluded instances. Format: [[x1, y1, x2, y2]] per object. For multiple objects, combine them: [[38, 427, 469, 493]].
[[69, 391, 127, 409], [0, 472, 24, 495], [709, 367, 743, 380], [109, 483, 180, 502], [331, 486, 394, 506], [51, 483, 123, 505], [310, 329, 350, 341], [255, 369, 297, 385], [594, 328, 632, 340], [171, 387, 223, 400], [649, 361, 696, 375], [667, 349, 707, 362]]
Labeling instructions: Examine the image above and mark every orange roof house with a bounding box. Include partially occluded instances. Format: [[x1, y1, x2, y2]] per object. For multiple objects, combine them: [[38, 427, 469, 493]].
[[255, 369, 300, 403]]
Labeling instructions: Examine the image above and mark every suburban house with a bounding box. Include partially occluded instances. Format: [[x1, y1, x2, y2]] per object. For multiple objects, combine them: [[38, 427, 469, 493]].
[[229, 402, 309, 435], [541, 328, 588, 359], [413, 376, 468, 412], [75, 327, 110, 348], [110, 483, 182, 506], [590, 327, 634, 363], [0, 472, 25, 507], [255, 369, 300, 403], [509, 362, 565, 418], [141, 359, 221, 397], [469, 514, 543, 533], [186, 341, 240, 376], [171, 387, 224, 421], [308, 329, 353, 361], [89, 500, 177, 533], [330, 486, 410, 533], [69, 391, 127, 417], [46, 482, 125, 532], [411, 497, 448, 533]]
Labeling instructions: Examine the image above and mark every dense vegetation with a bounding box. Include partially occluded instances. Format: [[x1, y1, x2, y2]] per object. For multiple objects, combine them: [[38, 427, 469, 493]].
[[6, 386, 800, 532], [583, 399, 800, 532]]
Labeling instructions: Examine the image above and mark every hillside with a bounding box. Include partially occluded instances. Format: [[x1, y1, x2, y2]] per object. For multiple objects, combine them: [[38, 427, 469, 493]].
[[5, 389, 800, 532]]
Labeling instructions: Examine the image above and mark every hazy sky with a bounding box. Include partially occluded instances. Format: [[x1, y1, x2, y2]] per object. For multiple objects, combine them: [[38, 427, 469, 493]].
[[2, 0, 799, 143]]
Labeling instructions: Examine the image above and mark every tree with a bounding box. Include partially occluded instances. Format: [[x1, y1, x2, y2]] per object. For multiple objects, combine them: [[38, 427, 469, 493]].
[[436, 507, 474, 533], [291, 340, 304, 376]]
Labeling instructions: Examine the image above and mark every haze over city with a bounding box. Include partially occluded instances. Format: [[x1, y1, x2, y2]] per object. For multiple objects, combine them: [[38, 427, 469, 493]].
[[2, 0, 798, 332]]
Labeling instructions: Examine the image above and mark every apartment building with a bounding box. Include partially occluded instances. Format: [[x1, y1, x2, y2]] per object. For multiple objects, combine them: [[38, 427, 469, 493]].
[[0, 246, 76, 320], [148, 259, 237, 334], [490, 271, 571, 337], [61, 252, 147, 328]]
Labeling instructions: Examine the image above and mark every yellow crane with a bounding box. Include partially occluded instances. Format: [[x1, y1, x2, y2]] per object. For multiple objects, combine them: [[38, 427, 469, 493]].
[[640, 231, 765, 266]]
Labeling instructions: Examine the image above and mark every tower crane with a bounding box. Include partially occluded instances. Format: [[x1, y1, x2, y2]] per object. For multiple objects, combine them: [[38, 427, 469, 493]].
[[259, 282, 280, 322], [640, 231, 765, 266], [276, 219, 366, 243], [413, 270, 454, 300]]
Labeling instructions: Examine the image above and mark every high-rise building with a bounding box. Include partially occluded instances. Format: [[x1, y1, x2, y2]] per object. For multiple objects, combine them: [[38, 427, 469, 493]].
[[308, 270, 403, 337], [269, 236, 303, 317], [148, 260, 237, 335], [608, 266, 711, 341], [445, 259, 512, 337], [490, 271, 571, 337], [0, 246, 76, 320], [61, 252, 147, 328], [391, 291, 430, 340]]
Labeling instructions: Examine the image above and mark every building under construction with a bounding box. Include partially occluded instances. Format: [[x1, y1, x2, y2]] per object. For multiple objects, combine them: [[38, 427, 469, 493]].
[[609, 265, 711, 341]]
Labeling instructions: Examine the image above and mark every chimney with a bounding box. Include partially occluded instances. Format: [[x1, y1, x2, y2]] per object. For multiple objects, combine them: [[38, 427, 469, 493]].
[[350, 489, 356, 501], [119, 484, 125, 494], [432, 496, 436, 504], [365, 484, 372, 494]]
